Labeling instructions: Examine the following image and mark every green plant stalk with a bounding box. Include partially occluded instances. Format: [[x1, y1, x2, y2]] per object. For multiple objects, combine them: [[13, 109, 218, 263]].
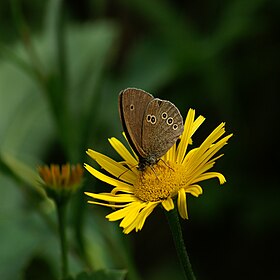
[[56, 201, 69, 279], [165, 206, 196, 280]]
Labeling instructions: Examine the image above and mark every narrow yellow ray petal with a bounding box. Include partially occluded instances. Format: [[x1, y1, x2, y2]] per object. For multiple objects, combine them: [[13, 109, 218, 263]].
[[86, 150, 136, 184], [185, 184, 203, 197], [84, 164, 133, 189], [184, 153, 222, 182], [176, 109, 195, 163], [106, 202, 141, 221], [123, 225, 135, 234], [123, 203, 157, 233], [183, 128, 230, 169], [120, 203, 144, 228], [192, 172, 226, 185], [86, 201, 129, 208], [182, 147, 198, 165], [178, 188, 188, 219], [185, 154, 224, 184], [108, 137, 138, 169], [135, 202, 158, 231], [123, 218, 139, 233], [111, 185, 134, 194], [193, 123, 226, 160], [85, 191, 137, 203], [198, 123, 225, 153], [186, 161, 215, 183], [190, 115, 205, 138], [183, 133, 232, 177], [195, 134, 232, 167], [161, 197, 174, 211], [164, 142, 177, 162], [106, 209, 130, 222]]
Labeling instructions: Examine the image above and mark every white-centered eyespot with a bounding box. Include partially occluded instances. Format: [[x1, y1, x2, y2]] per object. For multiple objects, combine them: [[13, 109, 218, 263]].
[[167, 117, 173, 125], [161, 112, 168, 119], [150, 115, 157, 124]]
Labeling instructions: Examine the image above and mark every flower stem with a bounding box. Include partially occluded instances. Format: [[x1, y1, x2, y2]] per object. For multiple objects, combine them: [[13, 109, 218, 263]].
[[165, 207, 196, 280], [56, 201, 69, 279]]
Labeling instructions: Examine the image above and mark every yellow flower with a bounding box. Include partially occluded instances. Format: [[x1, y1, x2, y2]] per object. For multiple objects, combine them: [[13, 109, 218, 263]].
[[85, 109, 232, 234]]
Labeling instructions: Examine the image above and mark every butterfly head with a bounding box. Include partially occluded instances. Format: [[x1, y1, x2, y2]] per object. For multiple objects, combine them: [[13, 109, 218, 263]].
[[137, 155, 159, 171]]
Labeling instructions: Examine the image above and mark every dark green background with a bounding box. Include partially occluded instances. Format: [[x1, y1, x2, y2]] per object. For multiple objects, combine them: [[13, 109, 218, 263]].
[[0, 0, 279, 279]]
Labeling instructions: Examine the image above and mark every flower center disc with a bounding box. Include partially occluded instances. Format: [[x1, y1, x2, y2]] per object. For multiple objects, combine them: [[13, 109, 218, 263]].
[[134, 161, 185, 202]]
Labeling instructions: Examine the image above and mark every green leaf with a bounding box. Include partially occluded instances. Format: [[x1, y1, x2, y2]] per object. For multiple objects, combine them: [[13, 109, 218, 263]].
[[0, 54, 55, 159], [0, 151, 43, 188], [74, 269, 127, 280]]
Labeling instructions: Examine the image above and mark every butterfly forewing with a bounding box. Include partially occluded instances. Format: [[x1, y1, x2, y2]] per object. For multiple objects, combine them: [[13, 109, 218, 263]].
[[141, 98, 184, 158], [118, 88, 153, 158]]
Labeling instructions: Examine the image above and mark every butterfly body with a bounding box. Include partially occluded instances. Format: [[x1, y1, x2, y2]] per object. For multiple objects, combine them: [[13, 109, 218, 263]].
[[119, 88, 184, 171]]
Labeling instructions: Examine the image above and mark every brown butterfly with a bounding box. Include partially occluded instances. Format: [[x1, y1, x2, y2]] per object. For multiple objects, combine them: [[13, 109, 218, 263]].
[[119, 88, 184, 171]]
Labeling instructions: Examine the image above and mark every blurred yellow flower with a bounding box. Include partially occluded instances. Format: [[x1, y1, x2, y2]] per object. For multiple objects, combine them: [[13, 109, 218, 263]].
[[38, 163, 83, 201], [85, 109, 232, 234]]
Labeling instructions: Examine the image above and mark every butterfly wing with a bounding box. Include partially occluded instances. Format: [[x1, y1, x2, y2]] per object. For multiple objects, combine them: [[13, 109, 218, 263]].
[[141, 98, 184, 159], [118, 88, 154, 158]]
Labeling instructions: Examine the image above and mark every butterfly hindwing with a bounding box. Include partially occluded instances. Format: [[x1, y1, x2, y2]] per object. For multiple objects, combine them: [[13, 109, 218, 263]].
[[141, 98, 184, 158]]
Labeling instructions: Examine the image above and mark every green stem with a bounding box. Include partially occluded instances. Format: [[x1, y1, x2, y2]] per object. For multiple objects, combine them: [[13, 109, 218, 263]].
[[165, 207, 196, 280], [56, 201, 69, 279]]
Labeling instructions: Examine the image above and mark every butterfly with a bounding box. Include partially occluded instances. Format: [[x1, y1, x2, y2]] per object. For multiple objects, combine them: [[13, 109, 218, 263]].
[[119, 88, 184, 171]]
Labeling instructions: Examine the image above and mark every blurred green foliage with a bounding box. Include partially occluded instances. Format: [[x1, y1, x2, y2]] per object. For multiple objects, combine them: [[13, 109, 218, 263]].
[[0, 0, 279, 279]]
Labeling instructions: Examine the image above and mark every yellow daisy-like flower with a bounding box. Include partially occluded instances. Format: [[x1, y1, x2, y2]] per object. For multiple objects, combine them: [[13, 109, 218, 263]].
[[85, 109, 232, 234]]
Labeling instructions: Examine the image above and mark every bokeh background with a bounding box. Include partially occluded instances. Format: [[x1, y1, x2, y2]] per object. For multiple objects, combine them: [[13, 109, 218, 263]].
[[0, 0, 279, 279]]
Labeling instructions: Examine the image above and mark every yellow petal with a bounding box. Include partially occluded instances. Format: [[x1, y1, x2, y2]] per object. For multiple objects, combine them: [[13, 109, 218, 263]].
[[182, 127, 231, 176], [177, 188, 188, 219], [111, 185, 134, 194], [182, 147, 198, 166], [85, 191, 137, 203], [106, 202, 140, 221], [86, 201, 129, 208], [191, 123, 226, 162], [176, 109, 195, 163], [196, 134, 232, 167], [135, 202, 158, 231], [122, 132, 139, 160], [192, 172, 226, 185], [191, 115, 205, 136], [86, 150, 136, 184], [108, 137, 138, 169], [185, 184, 203, 197], [163, 142, 177, 162], [122, 202, 158, 234], [120, 203, 145, 228], [185, 155, 218, 183], [161, 197, 174, 211], [84, 164, 133, 189], [123, 224, 136, 234]]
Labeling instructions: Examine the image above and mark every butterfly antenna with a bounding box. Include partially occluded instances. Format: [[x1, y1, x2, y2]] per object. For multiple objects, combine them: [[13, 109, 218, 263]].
[[159, 158, 174, 172], [118, 164, 138, 180], [148, 165, 161, 182]]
